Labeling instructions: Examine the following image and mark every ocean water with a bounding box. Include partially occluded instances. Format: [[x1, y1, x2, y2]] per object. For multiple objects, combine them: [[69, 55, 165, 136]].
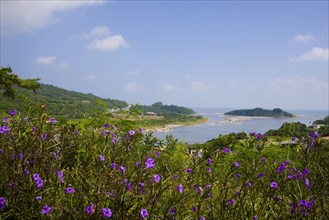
[[152, 108, 328, 144]]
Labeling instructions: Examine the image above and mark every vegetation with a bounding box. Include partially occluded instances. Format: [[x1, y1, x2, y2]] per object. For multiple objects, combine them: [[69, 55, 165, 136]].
[[1, 106, 328, 219], [225, 108, 294, 118], [0, 67, 41, 99]]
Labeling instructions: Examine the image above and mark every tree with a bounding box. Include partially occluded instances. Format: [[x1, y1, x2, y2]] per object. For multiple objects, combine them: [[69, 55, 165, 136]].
[[0, 67, 41, 98]]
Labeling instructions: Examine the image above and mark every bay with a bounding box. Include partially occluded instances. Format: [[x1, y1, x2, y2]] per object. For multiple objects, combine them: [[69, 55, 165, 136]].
[[152, 108, 328, 144]]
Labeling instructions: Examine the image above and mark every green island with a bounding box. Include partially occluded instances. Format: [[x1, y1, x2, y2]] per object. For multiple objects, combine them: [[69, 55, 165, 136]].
[[1, 67, 329, 219], [224, 107, 295, 118]]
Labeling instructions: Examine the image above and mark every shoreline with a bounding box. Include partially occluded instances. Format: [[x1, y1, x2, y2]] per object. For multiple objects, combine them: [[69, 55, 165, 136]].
[[220, 116, 271, 124], [145, 117, 208, 132]]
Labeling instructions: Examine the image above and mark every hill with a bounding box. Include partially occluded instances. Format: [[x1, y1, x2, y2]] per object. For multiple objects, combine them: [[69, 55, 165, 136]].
[[0, 84, 129, 119], [224, 107, 294, 117]]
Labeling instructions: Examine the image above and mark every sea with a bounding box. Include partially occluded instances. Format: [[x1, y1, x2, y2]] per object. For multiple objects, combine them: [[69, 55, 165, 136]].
[[152, 108, 329, 144]]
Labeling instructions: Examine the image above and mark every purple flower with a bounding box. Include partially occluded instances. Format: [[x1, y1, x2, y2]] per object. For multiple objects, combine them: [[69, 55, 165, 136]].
[[257, 133, 263, 139], [253, 215, 258, 220], [99, 155, 105, 161], [173, 175, 179, 180], [197, 151, 202, 158], [207, 167, 212, 173], [200, 216, 205, 220], [197, 186, 203, 194], [235, 173, 241, 178], [185, 168, 192, 173], [128, 130, 135, 136], [127, 182, 133, 191], [138, 128, 143, 133], [309, 131, 319, 139], [234, 161, 240, 168], [35, 196, 42, 201], [74, 130, 79, 135], [270, 181, 278, 189], [18, 153, 23, 160], [170, 207, 176, 216], [297, 171, 303, 180], [41, 134, 48, 141], [0, 149, 3, 154], [36, 179, 44, 188], [102, 207, 112, 218], [205, 184, 211, 189], [228, 199, 234, 206], [292, 137, 297, 142], [50, 118, 56, 124], [207, 158, 212, 165], [177, 183, 183, 193], [140, 208, 148, 218], [9, 110, 17, 116], [304, 167, 310, 175], [277, 162, 286, 174], [192, 206, 197, 212], [66, 187, 75, 194], [104, 123, 110, 128], [110, 163, 117, 169], [261, 157, 266, 162], [0, 126, 10, 134], [245, 182, 252, 187], [33, 173, 40, 181], [305, 178, 311, 189], [156, 151, 160, 157], [0, 197, 6, 210], [222, 147, 231, 154], [85, 205, 94, 215], [57, 171, 64, 179], [257, 173, 264, 178], [119, 166, 126, 174], [24, 168, 30, 175], [41, 205, 52, 215], [153, 174, 161, 183], [287, 174, 294, 180], [145, 157, 155, 169], [51, 152, 57, 159]]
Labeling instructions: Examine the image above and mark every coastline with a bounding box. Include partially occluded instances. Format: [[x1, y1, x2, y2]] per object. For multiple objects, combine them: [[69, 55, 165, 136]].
[[145, 117, 208, 132], [220, 115, 271, 124]]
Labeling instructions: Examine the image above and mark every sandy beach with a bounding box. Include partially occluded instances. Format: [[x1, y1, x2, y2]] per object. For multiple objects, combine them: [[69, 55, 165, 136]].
[[220, 116, 271, 124]]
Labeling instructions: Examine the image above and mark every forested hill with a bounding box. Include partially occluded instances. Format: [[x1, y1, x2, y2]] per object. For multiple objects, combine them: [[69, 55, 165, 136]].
[[224, 108, 294, 117], [133, 102, 196, 116], [0, 84, 128, 118]]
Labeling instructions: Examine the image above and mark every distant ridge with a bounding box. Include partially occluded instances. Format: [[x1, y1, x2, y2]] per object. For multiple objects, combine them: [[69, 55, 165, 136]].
[[224, 108, 294, 118]]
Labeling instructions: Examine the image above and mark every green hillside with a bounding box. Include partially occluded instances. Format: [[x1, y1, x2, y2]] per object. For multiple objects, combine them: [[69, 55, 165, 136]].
[[0, 84, 128, 119]]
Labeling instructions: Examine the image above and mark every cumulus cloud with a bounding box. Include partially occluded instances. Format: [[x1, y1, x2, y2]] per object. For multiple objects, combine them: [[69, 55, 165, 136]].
[[124, 82, 142, 93], [291, 34, 314, 43], [291, 47, 328, 61], [75, 25, 110, 39], [1, 1, 104, 34], [35, 56, 57, 64], [162, 82, 175, 92], [87, 35, 129, 52]]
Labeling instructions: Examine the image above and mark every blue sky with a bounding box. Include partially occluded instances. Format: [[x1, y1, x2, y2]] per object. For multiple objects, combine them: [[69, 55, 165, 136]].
[[1, 1, 328, 110]]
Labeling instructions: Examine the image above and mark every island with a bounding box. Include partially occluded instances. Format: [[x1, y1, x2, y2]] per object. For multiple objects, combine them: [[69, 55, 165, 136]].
[[224, 108, 295, 117]]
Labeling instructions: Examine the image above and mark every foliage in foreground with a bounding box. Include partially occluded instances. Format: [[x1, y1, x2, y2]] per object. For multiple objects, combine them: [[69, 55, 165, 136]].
[[1, 105, 329, 219]]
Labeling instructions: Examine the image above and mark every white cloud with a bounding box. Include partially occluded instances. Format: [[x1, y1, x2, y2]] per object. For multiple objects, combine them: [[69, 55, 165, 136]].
[[75, 25, 110, 39], [270, 77, 297, 89], [291, 47, 329, 61], [124, 82, 142, 93], [162, 82, 175, 92], [291, 34, 314, 43], [35, 56, 57, 64], [87, 35, 129, 52], [1, 1, 104, 34]]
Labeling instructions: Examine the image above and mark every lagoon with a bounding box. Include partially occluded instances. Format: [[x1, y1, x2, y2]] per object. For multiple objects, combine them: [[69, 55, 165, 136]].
[[153, 108, 328, 144]]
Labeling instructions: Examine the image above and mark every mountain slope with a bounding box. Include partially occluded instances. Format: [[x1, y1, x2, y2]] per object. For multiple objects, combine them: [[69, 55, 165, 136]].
[[224, 108, 294, 117]]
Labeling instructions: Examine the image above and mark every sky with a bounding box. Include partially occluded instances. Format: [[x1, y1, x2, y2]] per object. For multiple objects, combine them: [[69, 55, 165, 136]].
[[1, 1, 328, 110]]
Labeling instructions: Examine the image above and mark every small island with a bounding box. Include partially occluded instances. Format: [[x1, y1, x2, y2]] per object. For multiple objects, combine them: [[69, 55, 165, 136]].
[[224, 108, 294, 118]]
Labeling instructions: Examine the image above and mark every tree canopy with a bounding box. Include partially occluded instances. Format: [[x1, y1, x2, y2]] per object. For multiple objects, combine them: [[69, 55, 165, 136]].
[[0, 67, 41, 98]]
